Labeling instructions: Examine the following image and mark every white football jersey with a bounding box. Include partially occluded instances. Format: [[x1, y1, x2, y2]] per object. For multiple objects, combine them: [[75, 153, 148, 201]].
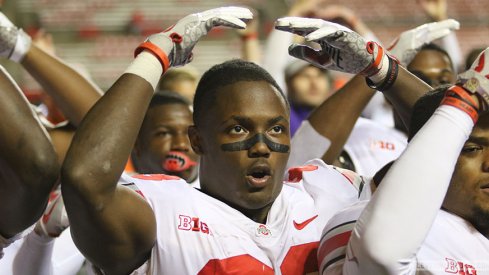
[[121, 159, 366, 274], [319, 201, 489, 275], [0, 228, 83, 275], [344, 117, 407, 177]]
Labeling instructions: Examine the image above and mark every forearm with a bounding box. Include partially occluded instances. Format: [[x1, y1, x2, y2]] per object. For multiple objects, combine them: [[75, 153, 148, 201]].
[[0, 66, 58, 236], [382, 66, 432, 129], [307, 75, 376, 163], [61, 52, 158, 200], [349, 105, 473, 274], [21, 45, 102, 126]]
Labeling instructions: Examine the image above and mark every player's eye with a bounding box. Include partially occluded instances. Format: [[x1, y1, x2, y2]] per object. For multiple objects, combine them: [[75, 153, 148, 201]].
[[155, 131, 170, 137], [462, 145, 482, 154], [269, 125, 285, 134], [229, 125, 247, 134]]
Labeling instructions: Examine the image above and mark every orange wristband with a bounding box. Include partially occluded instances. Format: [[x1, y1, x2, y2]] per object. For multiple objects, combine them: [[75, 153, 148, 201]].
[[134, 42, 170, 74], [441, 85, 479, 124]]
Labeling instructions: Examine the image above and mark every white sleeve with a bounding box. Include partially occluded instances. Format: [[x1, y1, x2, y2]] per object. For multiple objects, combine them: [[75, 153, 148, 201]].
[[287, 121, 331, 169], [262, 29, 294, 94], [345, 105, 474, 274], [13, 231, 54, 275]]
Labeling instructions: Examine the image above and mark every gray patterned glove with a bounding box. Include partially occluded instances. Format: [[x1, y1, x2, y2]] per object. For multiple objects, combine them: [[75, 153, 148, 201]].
[[0, 12, 31, 62], [275, 17, 395, 87], [135, 7, 252, 72]]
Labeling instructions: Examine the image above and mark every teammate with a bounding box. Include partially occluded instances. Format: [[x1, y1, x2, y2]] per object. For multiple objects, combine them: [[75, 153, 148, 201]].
[[129, 91, 199, 186], [318, 49, 489, 274], [60, 8, 438, 274]]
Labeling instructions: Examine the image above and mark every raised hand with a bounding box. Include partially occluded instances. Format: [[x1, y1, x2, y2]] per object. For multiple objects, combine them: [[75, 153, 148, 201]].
[[457, 48, 489, 111], [135, 7, 253, 72], [275, 17, 396, 89], [0, 12, 31, 62], [388, 19, 459, 66]]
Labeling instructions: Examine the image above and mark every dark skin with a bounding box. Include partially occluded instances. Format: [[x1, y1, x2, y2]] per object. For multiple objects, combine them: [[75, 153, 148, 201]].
[[407, 48, 455, 88], [60, 54, 435, 275], [21, 45, 103, 126], [307, 67, 432, 164], [0, 67, 58, 238], [61, 74, 158, 275], [189, 80, 290, 223], [132, 103, 199, 182], [443, 113, 489, 237], [61, 73, 290, 274]]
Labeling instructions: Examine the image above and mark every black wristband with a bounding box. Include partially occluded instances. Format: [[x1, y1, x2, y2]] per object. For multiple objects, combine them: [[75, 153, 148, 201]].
[[366, 55, 399, 92]]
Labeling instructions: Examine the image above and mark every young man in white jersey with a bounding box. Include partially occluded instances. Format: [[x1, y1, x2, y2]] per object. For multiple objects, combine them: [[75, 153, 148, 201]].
[[317, 49, 489, 274], [59, 8, 439, 275]]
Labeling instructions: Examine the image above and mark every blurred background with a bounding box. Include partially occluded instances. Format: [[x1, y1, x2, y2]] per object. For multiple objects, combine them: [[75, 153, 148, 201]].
[[2, 0, 489, 93]]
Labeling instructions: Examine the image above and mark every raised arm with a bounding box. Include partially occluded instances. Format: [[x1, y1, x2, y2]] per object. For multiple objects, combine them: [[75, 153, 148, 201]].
[[345, 49, 489, 274], [60, 8, 252, 274], [0, 12, 102, 126], [0, 65, 58, 239], [278, 18, 458, 165]]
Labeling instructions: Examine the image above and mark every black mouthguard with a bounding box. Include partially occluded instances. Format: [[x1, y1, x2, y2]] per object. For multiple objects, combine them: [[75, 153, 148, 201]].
[[221, 133, 289, 153]]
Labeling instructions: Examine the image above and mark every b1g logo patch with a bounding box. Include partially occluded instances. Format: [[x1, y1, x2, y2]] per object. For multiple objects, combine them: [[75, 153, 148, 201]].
[[178, 215, 210, 235], [370, 140, 396, 151], [256, 224, 272, 237], [445, 258, 477, 275]]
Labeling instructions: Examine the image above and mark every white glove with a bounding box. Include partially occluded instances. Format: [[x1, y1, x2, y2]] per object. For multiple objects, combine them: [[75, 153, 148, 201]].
[[37, 188, 69, 237], [388, 19, 460, 66], [135, 7, 252, 72], [0, 12, 31, 62], [457, 47, 489, 110], [275, 17, 394, 87]]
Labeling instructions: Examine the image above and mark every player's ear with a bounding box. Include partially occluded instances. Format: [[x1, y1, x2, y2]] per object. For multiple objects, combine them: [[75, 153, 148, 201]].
[[188, 125, 203, 155]]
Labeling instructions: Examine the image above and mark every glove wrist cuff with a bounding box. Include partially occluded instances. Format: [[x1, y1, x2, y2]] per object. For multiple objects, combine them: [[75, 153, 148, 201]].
[[366, 55, 399, 92]]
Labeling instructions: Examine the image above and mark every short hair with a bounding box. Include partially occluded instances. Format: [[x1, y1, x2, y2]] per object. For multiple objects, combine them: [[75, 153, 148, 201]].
[[408, 84, 452, 141], [193, 59, 288, 126], [410, 43, 454, 70], [149, 90, 190, 108]]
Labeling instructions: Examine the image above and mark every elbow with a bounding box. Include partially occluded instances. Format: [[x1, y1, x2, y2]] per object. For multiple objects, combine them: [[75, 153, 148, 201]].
[[20, 147, 59, 194], [60, 158, 111, 209]]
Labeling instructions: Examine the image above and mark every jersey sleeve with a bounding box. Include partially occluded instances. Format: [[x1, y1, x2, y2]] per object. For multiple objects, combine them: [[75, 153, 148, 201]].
[[318, 201, 367, 275], [344, 105, 474, 274], [285, 158, 367, 226], [287, 121, 331, 169]]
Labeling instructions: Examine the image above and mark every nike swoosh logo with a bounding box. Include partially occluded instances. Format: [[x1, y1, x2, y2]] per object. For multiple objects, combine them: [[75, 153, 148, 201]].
[[42, 193, 60, 224], [293, 214, 318, 230]]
